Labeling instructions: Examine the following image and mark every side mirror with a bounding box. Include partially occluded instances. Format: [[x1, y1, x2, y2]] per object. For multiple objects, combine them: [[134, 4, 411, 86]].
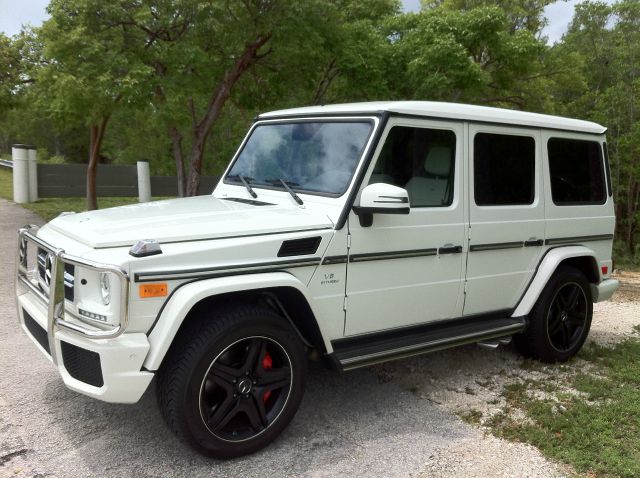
[[352, 183, 410, 227]]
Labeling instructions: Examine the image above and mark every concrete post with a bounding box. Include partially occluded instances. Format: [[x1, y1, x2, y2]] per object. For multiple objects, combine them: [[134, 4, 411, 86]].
[[12, 145, 30, 203], [137, 160, 151, 203], [27, 146, 38, 202]]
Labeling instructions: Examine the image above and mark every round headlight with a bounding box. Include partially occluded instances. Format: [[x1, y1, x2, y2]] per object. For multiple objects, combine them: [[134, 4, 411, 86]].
[[100, 272, 111, 305]]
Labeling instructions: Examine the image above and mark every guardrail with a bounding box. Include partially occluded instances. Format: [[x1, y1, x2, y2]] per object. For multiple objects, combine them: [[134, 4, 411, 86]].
[[0, 159, 13, 169]]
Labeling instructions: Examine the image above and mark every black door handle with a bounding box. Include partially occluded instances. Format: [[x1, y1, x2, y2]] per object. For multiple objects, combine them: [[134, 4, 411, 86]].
[[439, 245, 462, 255]]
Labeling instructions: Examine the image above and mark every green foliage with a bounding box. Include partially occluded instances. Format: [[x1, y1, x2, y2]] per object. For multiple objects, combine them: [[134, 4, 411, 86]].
[[0, 0, 638, 255], [0, 167, 12, 200]]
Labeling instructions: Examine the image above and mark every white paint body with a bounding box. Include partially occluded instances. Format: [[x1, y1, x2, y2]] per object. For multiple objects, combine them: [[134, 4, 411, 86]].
[[14, 102, 619, 403]]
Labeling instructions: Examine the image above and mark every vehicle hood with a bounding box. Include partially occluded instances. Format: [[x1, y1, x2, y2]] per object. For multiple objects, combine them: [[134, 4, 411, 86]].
[[45, 196, 333, 248]]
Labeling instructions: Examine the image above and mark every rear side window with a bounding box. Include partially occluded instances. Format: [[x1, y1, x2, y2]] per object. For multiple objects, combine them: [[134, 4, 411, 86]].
[[547, 138, 605, 205], [474, 133, 535, 206]]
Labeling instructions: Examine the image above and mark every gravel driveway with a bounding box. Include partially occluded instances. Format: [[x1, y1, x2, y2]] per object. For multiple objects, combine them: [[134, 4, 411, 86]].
[[3, 197, 624, 478]]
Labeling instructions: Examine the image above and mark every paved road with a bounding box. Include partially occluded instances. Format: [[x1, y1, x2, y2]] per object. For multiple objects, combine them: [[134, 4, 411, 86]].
[[0, 198, 560, 478]]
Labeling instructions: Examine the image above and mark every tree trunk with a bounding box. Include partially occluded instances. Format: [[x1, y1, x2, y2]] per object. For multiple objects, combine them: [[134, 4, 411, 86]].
[[169, 126, 186, 197], [184, 33, 272, 196], [87, 116, 110, 211], [627, 178, 639, 255]]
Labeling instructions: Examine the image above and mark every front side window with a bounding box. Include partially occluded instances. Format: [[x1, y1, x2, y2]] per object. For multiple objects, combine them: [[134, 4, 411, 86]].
[[225, 121, 373, 197], [369, 126, 456, 207], [548, 138, 606, 205], [474, 133, 535, 206]]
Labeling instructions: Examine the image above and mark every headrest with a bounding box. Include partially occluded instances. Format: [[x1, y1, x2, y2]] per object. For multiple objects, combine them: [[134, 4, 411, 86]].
[[424, 147, 451, 177]]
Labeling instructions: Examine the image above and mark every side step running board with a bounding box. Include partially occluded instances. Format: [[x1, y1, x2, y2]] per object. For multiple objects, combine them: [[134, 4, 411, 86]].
[[331, 315, 527, 371]]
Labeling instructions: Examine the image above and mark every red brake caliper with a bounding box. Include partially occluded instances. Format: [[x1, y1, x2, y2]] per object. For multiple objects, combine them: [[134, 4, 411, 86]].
[[262, 351, 273, 403]]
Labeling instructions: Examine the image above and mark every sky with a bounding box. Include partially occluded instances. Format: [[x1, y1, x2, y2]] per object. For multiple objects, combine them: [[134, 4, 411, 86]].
[[0, 0, 615, 44]]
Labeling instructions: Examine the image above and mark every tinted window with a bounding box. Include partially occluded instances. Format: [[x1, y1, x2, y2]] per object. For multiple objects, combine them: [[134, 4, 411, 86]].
[[548, 138, 605, 205], [369, 126, 456, 207], [474, 133, 535, 206]]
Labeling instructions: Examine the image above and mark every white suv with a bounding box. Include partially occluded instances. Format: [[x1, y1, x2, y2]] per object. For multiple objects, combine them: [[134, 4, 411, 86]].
[[15, 101, 619, 458]]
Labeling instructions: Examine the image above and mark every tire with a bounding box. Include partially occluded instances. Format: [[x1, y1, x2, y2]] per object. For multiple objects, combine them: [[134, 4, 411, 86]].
[[156, 303, 307, 458], [514, 265, 593, 363]]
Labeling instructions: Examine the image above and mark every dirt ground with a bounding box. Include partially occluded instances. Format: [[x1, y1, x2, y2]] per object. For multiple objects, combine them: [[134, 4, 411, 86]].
[[373, 270, 640, 477]]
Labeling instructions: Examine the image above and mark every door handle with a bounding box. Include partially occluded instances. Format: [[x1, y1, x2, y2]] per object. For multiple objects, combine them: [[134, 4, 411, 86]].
[[524, 239, 543, 247], [439, 245, 462, 255]]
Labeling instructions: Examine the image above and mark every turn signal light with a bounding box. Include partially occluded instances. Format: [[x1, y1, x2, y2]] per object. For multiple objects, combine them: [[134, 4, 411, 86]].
[[139, 283, 168, 298]]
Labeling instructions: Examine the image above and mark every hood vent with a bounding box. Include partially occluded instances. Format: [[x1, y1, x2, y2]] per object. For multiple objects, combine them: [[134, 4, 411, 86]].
[[278, 237, 322, 257]]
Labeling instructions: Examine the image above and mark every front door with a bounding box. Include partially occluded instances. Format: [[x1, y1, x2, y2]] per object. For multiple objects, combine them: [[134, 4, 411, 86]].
[[344, 118, 467, 336]]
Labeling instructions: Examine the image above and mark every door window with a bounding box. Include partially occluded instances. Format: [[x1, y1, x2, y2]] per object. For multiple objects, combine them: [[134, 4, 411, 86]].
[[474, 133, 535, 206], [547, 138, 606, 205], [369, 126, 456, 207]]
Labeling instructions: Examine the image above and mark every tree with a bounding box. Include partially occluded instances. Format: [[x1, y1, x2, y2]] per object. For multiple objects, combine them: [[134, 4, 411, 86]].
[[383, 5, 549, 108], [87, 1, 332, 196], [35, 0, 150, 210], [551, 0, 640, 256]]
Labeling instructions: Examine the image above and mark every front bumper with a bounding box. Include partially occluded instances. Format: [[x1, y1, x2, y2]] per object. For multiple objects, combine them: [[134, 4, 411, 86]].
[[15, 226, 153, 403]]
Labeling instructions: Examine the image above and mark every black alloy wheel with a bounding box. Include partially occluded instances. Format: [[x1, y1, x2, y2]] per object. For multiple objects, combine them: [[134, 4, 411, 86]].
[[513, 265, 593, 363], [546, 282, 588, 352], [157, 304, 307, 458], [199, 336, 293, 442]]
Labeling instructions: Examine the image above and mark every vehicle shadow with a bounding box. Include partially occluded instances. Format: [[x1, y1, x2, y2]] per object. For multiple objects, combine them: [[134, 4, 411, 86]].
[[42, 363, 469, 477]]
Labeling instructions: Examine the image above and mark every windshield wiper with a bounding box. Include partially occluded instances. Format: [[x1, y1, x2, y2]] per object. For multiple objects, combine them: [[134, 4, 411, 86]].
[[228, 174, 257, 198], [272, 178, 303, 205]]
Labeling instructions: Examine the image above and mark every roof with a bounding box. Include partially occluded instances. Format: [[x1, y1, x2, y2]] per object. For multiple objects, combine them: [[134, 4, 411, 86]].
[[259, 101, 606, 135]]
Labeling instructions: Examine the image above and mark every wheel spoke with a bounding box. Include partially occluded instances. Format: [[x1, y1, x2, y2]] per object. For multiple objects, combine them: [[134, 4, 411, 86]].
[[560, 322, 569, 347], [243, 397, 266, 432], [567, 311, 585, 327], [250, 393, 269, 428], [258, 367, 290, 390], [242, 338, 263, 373], [565, 286, 580, 310], [548, 315, 563, 335], [209, 362, 238, 386], [208, 394, 240, 432]]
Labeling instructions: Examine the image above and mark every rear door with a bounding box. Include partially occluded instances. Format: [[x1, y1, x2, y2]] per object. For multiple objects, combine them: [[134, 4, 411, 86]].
[[463, 125, 545, 316]]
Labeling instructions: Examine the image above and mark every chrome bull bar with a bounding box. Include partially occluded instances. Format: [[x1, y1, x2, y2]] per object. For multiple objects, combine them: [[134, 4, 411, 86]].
[[16, 225, 130, 365]]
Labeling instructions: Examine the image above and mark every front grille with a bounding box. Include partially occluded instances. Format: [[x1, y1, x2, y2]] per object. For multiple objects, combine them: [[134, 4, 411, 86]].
[[61, 341, 104, 387], [23, 310, 50, 354]]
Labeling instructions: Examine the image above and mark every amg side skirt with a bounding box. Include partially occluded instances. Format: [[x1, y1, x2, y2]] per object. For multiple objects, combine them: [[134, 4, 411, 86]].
[[330, 313, 527, 371]]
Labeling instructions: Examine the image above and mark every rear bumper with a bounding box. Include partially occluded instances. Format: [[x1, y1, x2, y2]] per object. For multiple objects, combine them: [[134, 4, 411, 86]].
[[18, 292, 153, 403], [591, 278, 619, 303]]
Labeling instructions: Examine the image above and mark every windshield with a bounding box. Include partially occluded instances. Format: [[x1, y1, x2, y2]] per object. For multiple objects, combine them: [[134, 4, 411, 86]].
[[225, 120, 373, 197]]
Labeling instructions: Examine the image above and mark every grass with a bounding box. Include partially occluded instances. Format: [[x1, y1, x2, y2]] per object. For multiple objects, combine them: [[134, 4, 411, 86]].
[[486, 338, 640, 478], [0, 166, 12, 200], [0, 167, 163, 221]]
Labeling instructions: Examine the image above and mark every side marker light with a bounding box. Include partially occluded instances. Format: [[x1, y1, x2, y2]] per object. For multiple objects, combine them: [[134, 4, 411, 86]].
[[139, 283, 168, 298]]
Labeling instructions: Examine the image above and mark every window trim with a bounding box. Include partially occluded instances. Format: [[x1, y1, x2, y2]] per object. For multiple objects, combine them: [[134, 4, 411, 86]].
[[603, 142, 613, 197]]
